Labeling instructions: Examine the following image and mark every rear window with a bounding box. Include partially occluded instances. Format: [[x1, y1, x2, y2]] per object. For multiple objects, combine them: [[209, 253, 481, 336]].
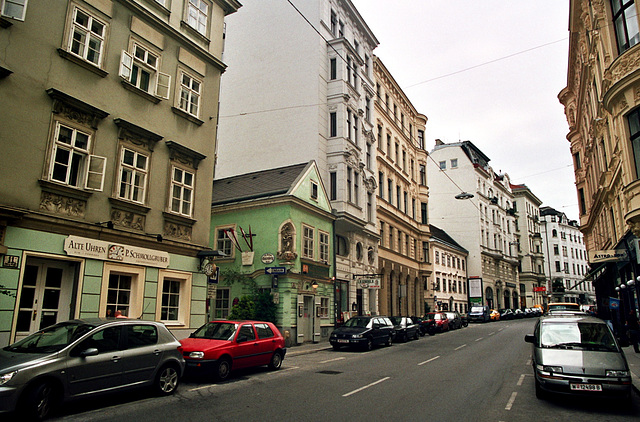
[[470, 307, 484, 313], [255, 323, 274, 339], [540, 321, 616, 350], [547, 303, 581, 312]]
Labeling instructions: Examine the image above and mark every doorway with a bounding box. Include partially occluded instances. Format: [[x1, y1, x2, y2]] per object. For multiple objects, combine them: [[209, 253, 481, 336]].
[[15, 258, 76, 340]]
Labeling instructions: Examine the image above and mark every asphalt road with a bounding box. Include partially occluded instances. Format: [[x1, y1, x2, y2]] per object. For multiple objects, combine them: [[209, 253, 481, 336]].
[[45, 318, 639, 422]]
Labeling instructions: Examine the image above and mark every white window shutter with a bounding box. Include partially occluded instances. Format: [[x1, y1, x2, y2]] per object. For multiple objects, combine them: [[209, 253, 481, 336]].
[[119, 50, 133, 81], [85, 155, 106, 191], [155, 71, 171, 99]]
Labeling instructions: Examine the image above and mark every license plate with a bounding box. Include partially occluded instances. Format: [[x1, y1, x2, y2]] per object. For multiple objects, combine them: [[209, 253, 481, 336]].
[[337, 339, 350, 343], [570, 383, 602, 392]]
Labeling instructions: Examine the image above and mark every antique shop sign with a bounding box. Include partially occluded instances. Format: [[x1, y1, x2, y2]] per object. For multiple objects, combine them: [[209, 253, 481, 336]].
[[64, 235, 170, 268]]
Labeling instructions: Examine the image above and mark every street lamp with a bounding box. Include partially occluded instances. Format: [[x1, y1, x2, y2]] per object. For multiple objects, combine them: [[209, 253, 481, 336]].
[[455, 192, 474, 200]]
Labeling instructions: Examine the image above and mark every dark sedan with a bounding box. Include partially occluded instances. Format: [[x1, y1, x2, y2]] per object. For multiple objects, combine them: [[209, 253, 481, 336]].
[[444, 311, 464, 330], [330, 316, 394, 351], [389, 316, 420, 342]]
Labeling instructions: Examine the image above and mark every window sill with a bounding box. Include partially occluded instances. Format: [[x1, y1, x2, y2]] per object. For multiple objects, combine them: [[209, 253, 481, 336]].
[[109, 197, 151, 215], [171, 106, 204, 126], [163, 211, 196, 227], [39, 179, 92, 201], [121, 80, 162, 104], [57, 49, 108, 77], [0, 17, 12, 28]]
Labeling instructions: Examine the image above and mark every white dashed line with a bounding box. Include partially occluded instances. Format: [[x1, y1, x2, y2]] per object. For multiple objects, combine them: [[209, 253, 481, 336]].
[[343, 377, 390, 397], [418, 356, 440, 366], [517, 374, 526, 386], [475, 337, 483, 342], [454, 344, 467, 350], [505, 392, 517, 410], [319, 357, 346, 364]]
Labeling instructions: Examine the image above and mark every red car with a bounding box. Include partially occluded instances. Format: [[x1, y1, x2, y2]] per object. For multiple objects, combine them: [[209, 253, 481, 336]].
[[424, 312, 450, 335], [180, 320, 286, 381]]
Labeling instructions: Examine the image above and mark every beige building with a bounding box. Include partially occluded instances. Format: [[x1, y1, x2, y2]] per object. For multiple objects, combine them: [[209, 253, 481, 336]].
[[559, 0, 640, 318], [429, 225, 468, 313], [511, 183, 546, 308], [0, 0, 240, 345], [374, 57, 431, 316]]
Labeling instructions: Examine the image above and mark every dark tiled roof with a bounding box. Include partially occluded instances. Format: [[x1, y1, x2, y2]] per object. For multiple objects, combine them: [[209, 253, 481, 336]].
[[429, 224, 468, 253], [212, 163, 309, 206]]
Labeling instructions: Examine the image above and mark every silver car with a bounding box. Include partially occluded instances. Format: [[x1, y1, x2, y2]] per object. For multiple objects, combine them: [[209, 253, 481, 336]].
[[525, 314, 632, 400], [0, 318, 185, 420]]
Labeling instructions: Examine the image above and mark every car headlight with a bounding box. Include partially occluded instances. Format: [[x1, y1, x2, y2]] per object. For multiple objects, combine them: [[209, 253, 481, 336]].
[[606, 370, 629, 377], [352, 334, 363, 339], [0, 371, 17, 386], [188, 351, 205, 359], [537, 365, 563, 373]]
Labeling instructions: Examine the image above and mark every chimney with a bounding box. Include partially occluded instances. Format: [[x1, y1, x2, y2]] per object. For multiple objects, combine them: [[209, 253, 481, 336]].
[[435, 139, 444, 146]]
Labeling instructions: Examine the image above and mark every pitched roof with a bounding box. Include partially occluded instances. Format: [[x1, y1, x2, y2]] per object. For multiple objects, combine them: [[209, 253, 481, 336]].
[[212, 162, 310, 206], [429, 224, 468, 254]]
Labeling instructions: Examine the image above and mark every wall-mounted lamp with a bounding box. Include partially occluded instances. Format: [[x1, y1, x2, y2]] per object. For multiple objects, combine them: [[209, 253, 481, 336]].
[[95, 221, 114, 229], [455, 192, 474, 200], [311, 280, 319, 290]]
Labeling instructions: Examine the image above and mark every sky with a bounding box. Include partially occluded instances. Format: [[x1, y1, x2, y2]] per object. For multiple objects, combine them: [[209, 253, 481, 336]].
[[351, 0, 577, 220]]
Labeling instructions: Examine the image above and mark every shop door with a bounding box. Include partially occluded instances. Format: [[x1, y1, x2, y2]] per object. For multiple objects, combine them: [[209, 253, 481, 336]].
[[16, 258, 75, 339]]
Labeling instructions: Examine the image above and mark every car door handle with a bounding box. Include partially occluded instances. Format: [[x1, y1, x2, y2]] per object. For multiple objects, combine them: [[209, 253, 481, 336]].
[[111, 355, 122, 362], [153, 349, 161, 355]]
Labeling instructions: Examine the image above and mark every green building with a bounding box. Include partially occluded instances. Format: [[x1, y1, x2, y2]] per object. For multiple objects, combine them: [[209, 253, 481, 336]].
[[209, 162, 335, 346]]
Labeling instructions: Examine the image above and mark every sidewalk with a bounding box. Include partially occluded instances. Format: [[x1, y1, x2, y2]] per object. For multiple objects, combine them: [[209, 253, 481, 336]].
[[623, 346, 640, 394], [286, 341, 331, 357]]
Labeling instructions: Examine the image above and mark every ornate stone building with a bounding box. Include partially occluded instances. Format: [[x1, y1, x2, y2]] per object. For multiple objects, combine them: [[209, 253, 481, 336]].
[[374, 57, 431, 316], [559, 0, 640, 318]]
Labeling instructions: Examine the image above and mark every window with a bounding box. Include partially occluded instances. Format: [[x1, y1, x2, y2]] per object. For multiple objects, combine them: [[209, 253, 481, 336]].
[[347, 167, 353, 202], [387, 179, 393, 204], [214, 287, 230, 318], [48, 122, 105, 191], [330, 9, 337, 36], [68, 6, 106, 67], [311, 180, 318, 200], [611, 0, 640, 53], [439, 161, 446, 170], [187, 0, 209, 36], [419, 164, 426, 186], [329, 112, 337, 137], [367, 193, 373, 221], [378, 172, 384, 197], [255, 323, 275, 339], [127, 325, 158, 348], [451, 159, 458, 168], [336, 235, 349, 257], [319, 297, 329, 318], [107, 273, 132, 317], [555, 261, 561, 272], [330, 171, 337, 200], [553, 244, 559, 255], [330, 58, 337, 80], [303, 225, 314, 259], [421, 202, 427, 224], [160, 279, 180, 321], [216, 227, 233, 257], [178, 71, 201, 118], [629, 108, 640, 179], [118, 147, 148, 203], [417, 130, 424, 149], [119, 43, 170, 99], [170, 167, 194, 217], [1, 0, 27, 20], [435, 251, 440, 264], [319, 231, 329, 263]]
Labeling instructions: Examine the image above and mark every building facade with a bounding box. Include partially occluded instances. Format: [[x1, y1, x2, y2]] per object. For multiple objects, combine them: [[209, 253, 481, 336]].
[[374, 57, 431, 317], [540, 207, 595, 305], [210, 162, 335, 346], [0, 0, 240, 345], [429, 225, 469, 313], [427, 140, 520, 310], [511, 184, 546, 308], [559, 0, 640, 319], [216, 0, 380, 320]]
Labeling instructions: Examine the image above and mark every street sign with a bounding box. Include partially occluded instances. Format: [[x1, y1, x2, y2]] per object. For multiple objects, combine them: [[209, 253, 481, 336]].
[[265, 267, 287, 275]]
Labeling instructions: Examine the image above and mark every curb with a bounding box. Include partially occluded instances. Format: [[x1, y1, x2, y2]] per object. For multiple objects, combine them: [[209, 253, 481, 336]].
[[286, 345, 332, 357]]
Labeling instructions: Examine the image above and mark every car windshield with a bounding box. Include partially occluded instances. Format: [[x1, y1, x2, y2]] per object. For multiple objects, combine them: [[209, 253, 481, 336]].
[[192, 322, 238, 340], [540, 322, 617, 351], [344, 317, 371, 328], [470, 307, 484, 313], [4, 321, 95, 354]]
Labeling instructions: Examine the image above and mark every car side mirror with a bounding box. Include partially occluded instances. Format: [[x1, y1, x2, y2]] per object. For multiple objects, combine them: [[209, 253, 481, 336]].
[[524, 334, 535, 344], [80, 347, 99, 357], [236, 335, 248, 343]]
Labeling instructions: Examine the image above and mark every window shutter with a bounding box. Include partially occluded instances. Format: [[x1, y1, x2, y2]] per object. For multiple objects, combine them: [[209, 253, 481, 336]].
[[119, 50, 133, 81], [85, 155, 106, 191], [1, 0, 28, 21], [155, 71, 171, 99]]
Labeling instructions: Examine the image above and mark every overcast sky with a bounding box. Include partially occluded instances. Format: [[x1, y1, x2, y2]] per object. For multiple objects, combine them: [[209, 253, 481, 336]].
[[351, 0, 576, 219]]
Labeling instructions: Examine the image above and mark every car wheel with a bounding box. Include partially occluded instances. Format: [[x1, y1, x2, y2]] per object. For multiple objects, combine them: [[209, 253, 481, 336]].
[[21, 380, 57, 421], [402, 332, 408, 342], [413, 330, 420, 340], [332, 344, 341, 351], [386, 334, 393, 347], [155, 364, 180, 395], [215, 357, 232, 381], [268, 351, 283, 370]]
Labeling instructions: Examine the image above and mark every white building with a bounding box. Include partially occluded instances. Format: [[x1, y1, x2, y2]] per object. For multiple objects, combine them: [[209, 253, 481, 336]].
[[427, 140, 519, 310], [216, 0, 380, 319], [539, 207, 595, 305], [429, 225, 469, 313]]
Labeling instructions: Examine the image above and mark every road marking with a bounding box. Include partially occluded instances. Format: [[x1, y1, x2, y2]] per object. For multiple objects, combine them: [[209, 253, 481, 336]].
[[319, 357, 346, 364], [517, 374, 526, 386], [189, 384, 216, 392], [475, 337, 483, 342], [505, 392, 517, 410], [343, 377, 390, 397], [455, 344, 467, 350], [418, 356, 440, 366], [498, 328, 504, 332], [488, 332, 495, 336]]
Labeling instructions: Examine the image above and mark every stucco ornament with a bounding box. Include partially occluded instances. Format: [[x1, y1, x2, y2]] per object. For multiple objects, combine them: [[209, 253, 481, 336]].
[[278, 223, 297, 261]]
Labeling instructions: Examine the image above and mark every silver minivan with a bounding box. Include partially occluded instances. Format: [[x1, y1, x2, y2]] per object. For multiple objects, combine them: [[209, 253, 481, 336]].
[[0, 318, 185, 420], [525, 314, 632, 400]]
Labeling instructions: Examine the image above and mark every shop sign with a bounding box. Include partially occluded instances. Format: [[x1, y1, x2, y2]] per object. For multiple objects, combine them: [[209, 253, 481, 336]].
[[64, 235, 170, 268], [533, 286, 546, 292], [356, 277, 381, 289], [588, 250, 627, 263]]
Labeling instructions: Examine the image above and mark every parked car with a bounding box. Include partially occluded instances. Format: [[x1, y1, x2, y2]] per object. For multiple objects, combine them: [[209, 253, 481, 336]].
[[524, 308, 538, 318], [390, 316, 420, 342], [513, 309, 525, 319], [524, 314, 631, 400], [410, 316, 428, 336], [546, 302, 582, 314], [423, 312, 450, 335], [468, 306, 491, 323], [444, 311, 464, 330], [180, 320, 286, 381], [489, 309, 501, 321], [330, 316, 394, 351], [500, 309, 515, 320], [0, 318, 184, 420]]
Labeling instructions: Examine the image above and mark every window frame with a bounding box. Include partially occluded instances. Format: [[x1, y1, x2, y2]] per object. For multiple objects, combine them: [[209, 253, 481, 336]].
[[186, 0, 210, 37], [302, 224, 315, 260], [169, 165, 195, 217], [177, 69, 202, 118], [100, 263, 145, 319], [119, 42, 171, 100], [156, 270, 192, 327], [1, 0, 27, 21], [319, 230, 330, 263], [116, 146, 149, 204], [67, 5, 107, 68], [215, 225, 235, 258]]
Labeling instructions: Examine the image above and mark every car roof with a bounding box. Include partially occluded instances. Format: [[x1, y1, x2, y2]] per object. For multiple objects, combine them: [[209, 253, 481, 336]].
[[205, 320, 273, 324], [539, 314, 605, 324]]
